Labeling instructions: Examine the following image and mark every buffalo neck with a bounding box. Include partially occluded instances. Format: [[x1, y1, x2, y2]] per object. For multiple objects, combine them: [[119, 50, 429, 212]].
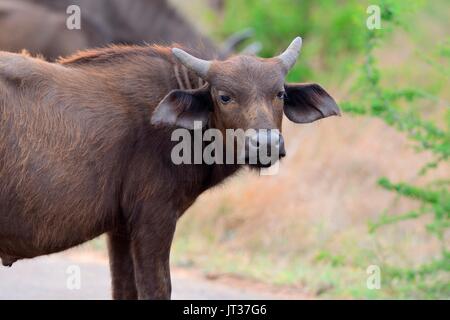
[[59, 45, 241, 206]]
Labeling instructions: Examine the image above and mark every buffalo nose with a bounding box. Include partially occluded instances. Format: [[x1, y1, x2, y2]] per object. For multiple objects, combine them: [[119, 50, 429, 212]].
[[246, 130, 286, 166], [278, 135, 286, 158]]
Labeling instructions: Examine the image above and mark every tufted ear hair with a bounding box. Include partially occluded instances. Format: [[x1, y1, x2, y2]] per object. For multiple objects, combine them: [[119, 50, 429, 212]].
[[284, 83, 341, 123], [151, 86, 212, 129]]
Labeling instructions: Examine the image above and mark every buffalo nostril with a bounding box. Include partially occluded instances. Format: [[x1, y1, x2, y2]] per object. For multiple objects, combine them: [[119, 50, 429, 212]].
[[249, 135, 259, 148], [279, 135, 286, 157]]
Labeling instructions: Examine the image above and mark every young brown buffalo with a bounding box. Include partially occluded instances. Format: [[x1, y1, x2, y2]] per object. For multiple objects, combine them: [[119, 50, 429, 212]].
[[0, 37, 339, 299]]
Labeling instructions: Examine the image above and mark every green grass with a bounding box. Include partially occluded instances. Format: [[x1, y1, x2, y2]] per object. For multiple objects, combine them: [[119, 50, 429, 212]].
[[171, 199, 446, 299], [171, 225, 449, 299]]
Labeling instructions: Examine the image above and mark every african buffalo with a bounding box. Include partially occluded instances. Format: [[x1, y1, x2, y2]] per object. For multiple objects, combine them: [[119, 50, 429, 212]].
[[0, 0, 250, 60], [0, 37, 339, 299], [0, 0, 110, 60]]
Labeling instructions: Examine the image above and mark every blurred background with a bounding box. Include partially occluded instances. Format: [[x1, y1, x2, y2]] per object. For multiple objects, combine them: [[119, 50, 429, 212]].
[[0, 0, 448, 299]]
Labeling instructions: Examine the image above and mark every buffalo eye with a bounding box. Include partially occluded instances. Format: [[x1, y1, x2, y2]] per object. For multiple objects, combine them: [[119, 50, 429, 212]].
[[219, 95, 232, 104], [276, 91, 286, 100]]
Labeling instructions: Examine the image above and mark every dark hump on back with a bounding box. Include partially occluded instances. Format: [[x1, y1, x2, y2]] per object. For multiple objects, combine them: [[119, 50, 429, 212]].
[[57, 44, 173, 66]]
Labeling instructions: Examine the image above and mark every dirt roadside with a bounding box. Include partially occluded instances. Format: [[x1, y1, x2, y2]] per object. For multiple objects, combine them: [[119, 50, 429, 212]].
[[0, 249, 310, 300]]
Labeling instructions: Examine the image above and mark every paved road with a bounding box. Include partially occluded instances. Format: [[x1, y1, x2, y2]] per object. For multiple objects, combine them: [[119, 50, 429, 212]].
[[0, 255, 299, 300]]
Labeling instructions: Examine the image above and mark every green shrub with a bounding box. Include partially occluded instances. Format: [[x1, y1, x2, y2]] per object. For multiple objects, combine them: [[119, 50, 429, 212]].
[[341, 0, 449, 290]]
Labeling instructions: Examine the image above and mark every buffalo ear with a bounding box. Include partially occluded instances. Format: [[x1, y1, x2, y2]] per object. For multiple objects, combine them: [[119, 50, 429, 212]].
[[151, 86, 212, 129], [284, 83, 341, 123]]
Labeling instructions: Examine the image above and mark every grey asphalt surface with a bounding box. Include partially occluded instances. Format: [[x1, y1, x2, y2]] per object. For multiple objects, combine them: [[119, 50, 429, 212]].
[[0, 255, 295, 300]]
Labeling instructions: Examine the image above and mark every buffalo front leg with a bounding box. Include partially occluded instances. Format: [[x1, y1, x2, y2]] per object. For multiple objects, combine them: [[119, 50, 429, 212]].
[[107, 230, 138, 300], [130, 210, 177, 300]]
